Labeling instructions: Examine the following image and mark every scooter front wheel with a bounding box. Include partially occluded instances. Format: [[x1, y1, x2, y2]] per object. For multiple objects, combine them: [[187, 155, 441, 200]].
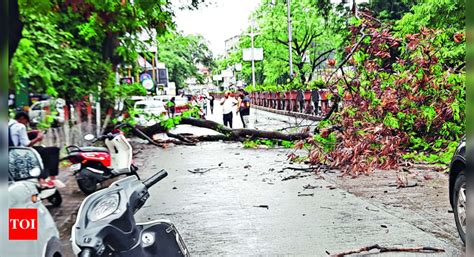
[[47, 190, 62, 207], [77, 176, 98, 195]]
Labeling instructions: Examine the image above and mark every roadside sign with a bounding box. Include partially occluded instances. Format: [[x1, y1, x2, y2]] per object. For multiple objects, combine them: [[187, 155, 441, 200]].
[[243, 48, 263, 61]]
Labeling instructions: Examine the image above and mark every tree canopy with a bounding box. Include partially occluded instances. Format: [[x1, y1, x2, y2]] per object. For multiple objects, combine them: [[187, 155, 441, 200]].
[[9, 0, 209, 102]]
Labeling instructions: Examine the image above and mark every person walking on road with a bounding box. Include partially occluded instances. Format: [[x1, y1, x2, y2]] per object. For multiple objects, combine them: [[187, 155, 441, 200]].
[[237, 92, 251, 128], [208, 95, 215, 114], [220, 91, 237, 128], [166, 97, 176, 118]]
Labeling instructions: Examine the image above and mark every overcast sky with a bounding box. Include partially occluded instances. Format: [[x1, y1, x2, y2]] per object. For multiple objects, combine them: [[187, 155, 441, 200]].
[[173, 0, 261, 56], [173, 0, 367, 56]]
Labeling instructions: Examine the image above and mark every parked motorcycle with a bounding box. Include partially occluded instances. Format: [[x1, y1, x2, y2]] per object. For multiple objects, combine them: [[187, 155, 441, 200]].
[[63, 124, 139, 195], [8, 147, 63, 257], [71, 170, 190, 257]]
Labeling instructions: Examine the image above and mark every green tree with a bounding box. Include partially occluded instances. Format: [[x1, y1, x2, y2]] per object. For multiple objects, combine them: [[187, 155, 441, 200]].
[[359, 0, 419, 22], [10, 0, 208, 103], [157, 32, 215, 89]]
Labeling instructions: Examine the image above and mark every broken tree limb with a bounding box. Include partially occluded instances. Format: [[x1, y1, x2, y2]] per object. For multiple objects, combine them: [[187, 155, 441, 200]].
[[166, 132, 196, 145], [329, 244, 445, 257], [135, 117, 312, 142]]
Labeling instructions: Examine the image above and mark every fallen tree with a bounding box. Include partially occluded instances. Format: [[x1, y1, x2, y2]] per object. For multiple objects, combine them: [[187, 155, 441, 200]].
[[116, 117, 312, 146]]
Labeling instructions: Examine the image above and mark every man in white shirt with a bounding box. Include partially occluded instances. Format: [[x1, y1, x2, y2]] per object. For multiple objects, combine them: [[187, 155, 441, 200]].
[[220, 91, 238, 128], [8, 111, 43, 147], [9, 111, 55, 188]]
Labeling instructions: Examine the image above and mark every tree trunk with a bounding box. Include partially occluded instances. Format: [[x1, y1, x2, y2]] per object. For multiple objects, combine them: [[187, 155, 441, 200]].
[[128, 117, 312, 145]]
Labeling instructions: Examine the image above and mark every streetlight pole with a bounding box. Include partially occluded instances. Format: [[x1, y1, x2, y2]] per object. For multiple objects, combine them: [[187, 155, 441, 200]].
[[250, 15, 257, 90], [286, 0, 294, 79]]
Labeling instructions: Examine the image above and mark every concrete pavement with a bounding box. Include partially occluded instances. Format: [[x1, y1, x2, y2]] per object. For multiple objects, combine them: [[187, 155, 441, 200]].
[[134, 142, 463, 256]]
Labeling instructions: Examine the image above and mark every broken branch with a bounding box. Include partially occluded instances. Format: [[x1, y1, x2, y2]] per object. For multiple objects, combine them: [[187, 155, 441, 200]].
[[329, 244, 444, 257]]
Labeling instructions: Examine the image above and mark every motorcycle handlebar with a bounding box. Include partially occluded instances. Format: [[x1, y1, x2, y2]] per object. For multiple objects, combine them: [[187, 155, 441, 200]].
[[143, 169, 168, 189]]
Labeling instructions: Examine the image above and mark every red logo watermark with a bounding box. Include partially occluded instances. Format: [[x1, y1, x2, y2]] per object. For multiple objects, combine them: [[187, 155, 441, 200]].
[[9, 208, 38, 240]]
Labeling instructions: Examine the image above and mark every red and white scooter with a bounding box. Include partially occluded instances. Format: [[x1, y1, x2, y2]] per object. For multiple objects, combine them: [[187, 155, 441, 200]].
[[63, 124, 139, 195]]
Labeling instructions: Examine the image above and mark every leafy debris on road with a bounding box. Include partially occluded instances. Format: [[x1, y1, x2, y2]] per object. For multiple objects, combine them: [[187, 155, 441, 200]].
[[328, 244, 445, 257]]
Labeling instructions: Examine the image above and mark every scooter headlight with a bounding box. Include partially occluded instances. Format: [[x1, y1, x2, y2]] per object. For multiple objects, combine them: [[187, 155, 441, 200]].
[[87, 193, 120, 222]]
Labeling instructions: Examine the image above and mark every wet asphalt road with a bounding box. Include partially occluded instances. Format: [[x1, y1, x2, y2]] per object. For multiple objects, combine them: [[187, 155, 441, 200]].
[[133, 106, 463, 256]]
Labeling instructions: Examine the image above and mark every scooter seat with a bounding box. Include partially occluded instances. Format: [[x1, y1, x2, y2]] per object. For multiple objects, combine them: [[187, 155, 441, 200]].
[[78, 147, 109, 153]]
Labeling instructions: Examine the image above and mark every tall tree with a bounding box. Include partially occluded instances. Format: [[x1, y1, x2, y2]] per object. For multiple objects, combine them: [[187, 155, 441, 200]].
[[157, 32, 215, 89], [10, 0, 208, 102]]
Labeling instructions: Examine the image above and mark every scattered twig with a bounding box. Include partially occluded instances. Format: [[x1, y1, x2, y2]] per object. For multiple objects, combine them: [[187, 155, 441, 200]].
[[187, 167, 218, 174], [365, 206, 380, 212], [388, 182, 418, 188], [303, 184, 319, 190], [281, 173, 311, 181], [329, 244, 445, 257], [297, 193, 314, 197], [283, 166, 317, 172], [253, 205, 269, 209]]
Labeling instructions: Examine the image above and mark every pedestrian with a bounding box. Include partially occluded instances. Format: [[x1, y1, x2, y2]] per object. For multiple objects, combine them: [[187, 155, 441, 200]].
[[296, 89, 304, 113], [166, 97, 176, 118], [8, 111, 56, 188], [237, 92, 251, 128], [311, 88, 319, 116], [220, 91, 238, 128], [8, 111, 43, 147], [208, 95, 215, 114]]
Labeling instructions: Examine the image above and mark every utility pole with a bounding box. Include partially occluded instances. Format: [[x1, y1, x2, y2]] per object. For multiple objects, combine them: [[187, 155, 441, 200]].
[[96, 83, 101, 137], [286, 0, 294, 79], [250, 15, 257, 90]]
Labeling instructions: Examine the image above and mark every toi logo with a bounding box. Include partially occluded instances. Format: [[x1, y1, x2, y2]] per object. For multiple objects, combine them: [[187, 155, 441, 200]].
[[9, 208, 38, 240]]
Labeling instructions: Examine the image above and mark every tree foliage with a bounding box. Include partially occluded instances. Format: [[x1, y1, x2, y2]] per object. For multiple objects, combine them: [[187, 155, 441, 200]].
[[158, 32, 215, 89], [292, 4, 465, 175], [10, 0, 207, 103]]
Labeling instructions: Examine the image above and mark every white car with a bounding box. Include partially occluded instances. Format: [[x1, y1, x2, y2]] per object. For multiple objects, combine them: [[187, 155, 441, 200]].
[[133, 100, 167, 126], [8, 147, 62, 257], [29, 98, 65, 127]]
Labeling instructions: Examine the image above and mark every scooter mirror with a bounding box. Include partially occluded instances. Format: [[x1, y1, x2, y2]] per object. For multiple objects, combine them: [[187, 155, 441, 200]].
[[84, 134, 95, 141], [8, 147, 44, 180]]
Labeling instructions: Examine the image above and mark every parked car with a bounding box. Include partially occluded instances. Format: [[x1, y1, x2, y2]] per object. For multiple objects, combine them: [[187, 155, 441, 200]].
[[174, 96, 190, 114], [152, 95, 171, 103], [29, 98, 65, 128], [134, 100, 167, 126], [8, 147, 62, 257], [449, 136, 466, 245]]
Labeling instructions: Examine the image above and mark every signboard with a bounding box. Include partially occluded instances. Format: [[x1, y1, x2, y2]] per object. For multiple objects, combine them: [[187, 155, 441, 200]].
[[234, 63, 242, 71], [221, 70, 233, 78], [120, 77, 133, 84], [243, 48, 263, 61], [142, 79, 154, 90], [140, 73, 152, 82], [158, 68, 168, 86]]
